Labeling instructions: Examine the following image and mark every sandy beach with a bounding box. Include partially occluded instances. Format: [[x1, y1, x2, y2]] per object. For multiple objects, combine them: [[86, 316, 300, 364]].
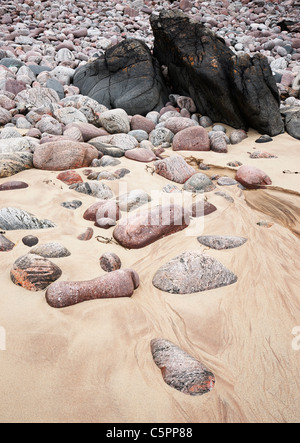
[[0, 126, 299, 423]]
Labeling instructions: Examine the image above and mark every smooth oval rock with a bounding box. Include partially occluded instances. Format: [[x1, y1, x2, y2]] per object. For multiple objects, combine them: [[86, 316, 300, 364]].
[[151, 338, 215, 396], [125, 148, 157, 163], [29, 242, 71, 258], [100, 252, 122, 272], [113, 204, 189, 249], [235, 165, 272, 189], [10, 254, 62, 292], [152, 251, 238, 294], [22, 235, 39, 247], [0, 181, 28, 191], [45, 268, 139, 308], [183, 173, 216, 193], [197, 235, 247, 250]]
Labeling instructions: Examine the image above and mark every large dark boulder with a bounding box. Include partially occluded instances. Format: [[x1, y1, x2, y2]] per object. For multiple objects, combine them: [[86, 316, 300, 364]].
[[150, 10, 284, 136], [73, 39, 168, 116]]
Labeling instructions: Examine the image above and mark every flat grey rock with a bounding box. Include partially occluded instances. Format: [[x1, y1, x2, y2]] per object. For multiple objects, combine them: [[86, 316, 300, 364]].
[[197, 235, 247, 250], [152, 251, 237, 294]]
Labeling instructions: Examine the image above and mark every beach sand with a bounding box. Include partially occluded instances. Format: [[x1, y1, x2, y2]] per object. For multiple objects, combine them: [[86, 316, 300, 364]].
[[0, 128, 299, 423]]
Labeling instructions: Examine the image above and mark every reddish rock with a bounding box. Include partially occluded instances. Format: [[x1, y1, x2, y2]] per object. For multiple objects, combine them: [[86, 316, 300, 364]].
[[77, 227, 94, 241], [65, 122, 109, 142], [164, 117, 197, 134], [83, 200, 110, 222], [173, 126, 210, 151], [236, 165, 272, 189], [151, 338, 215, 396], [0, 234, 15, 252], [95, 201, 120, 226], [33, 141, 98, 171], [130, 115, 156, 134], [45, 268, 140, 308], [10, 254, 62, 292], [154, 154, 196, 184], [56, 170, 83, 185], [125, 148, 157, 162], [0, 181, 28, 191], [189, 200, 217, 217], [113, 204, 189, 249]]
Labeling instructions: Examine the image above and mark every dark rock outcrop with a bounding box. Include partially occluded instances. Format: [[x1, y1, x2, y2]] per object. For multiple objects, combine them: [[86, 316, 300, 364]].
[[150, 10, 284, 136], [73, 39, 168, 116]]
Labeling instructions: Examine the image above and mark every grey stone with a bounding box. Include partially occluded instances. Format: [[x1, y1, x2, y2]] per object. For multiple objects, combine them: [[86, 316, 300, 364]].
[[197, 235, 247, 250], [0, 207, 55, 230], [183, 173, 216, 193], [152, 251, 238, 294]]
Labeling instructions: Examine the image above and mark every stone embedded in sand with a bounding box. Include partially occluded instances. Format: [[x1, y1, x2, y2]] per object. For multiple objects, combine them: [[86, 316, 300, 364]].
[[29, 242, 71, 258], [197, 235, 247, 250], [0, 181, 28, 191], [56, 170, 83, 185], [0, 234, 15, 252], [45, 268, 139, 308], [125, 148, 157, 163], [100, 252, 122, 272], [10, 254, 62, 292], [70, 182, 114, 200], [33, 141, 99, 171], [235, 165, 272, 189], [189, 200, 217, 217], [113, 204, 189, 249], [150, 338, 215, 396], [22, 235, 39, 247], [183, 173, 216, 193], [0, 207, 55, 231], [77, 227, 94, 241], [152, 251, 237, 294], [154, 154, 196, 184], [173, 126, 210, 151], [0, 152, 33, 178], [61, 200, 83, 210], [117, 189, 151, 212]]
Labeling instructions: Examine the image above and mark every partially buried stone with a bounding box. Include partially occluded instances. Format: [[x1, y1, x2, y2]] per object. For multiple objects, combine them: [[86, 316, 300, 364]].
[[10, 254, 62, 292], [117, 189, 151, 212], [56, 171, 83, 185], [0, 207, 55, 230], [217, 177, 238, 186], [150, 339, 215, 396], [61, 200, 82, 210], [183, 173, 216, 193], [0, 152, 33, 178], [70, 182, 114, 199], [255, 135, 273, 143], [45, 268, 139, 308], [22, 235, 39, 247], [0, 234, 15, 251], [235, 165, 272, 189], [197, 235, 247, 250], [113, 204, 189, 249], [152, 251, 237, 294], [125, 148, 157, 162], [0, 181, 28, 191], [100, 252, 122, 272], [29, 242, 71, 258]]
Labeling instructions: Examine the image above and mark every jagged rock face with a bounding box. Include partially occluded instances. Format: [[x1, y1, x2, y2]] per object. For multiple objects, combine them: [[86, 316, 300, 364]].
[[73, 39, 169, 116], [150, 10, 284, 136]]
